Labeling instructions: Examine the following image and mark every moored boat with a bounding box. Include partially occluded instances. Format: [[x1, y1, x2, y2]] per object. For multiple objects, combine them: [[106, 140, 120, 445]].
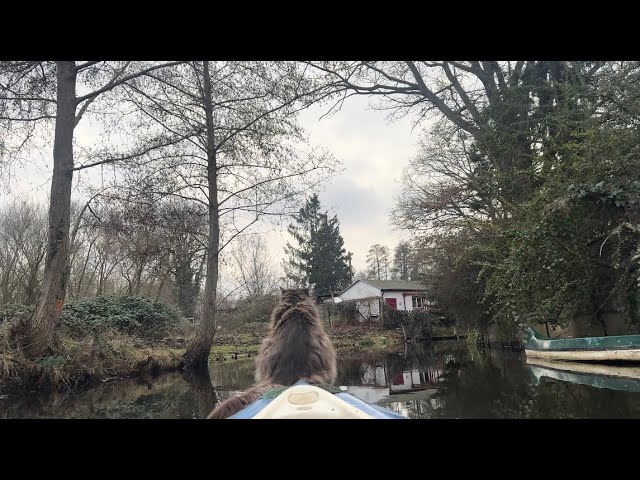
[[229, 381, 406, 419], [523, 327, 640, 362], [527, 358, 640, 392]]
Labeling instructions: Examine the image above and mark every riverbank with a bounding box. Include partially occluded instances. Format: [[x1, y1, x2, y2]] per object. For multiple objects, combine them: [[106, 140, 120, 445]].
[[211, 322, 405, 361], [0, 323, 187, 395], [0, 319, 403, 394]]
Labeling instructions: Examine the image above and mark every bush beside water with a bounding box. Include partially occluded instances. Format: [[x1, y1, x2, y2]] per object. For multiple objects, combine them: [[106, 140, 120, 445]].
[[0, 295, 187, 394], [60, 295, 181, 337]]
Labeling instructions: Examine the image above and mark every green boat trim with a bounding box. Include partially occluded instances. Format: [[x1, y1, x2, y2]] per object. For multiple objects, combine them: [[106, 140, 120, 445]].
[[523, 327, 640, 352], [527, 363, 640, 393]]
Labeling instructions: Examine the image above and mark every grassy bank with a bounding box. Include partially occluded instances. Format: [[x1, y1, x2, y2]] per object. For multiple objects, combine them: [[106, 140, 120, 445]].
[[0, 325, 187, 395], [210, 322, 405, 362], [0, 296, 190, 395], [1, 299, 405, 393]]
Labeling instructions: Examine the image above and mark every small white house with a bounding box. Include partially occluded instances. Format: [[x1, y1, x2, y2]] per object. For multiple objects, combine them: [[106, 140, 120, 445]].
[[337, 279, 431, 321]]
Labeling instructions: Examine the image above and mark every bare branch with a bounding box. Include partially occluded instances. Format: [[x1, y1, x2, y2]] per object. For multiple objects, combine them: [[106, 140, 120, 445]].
[[406, 61, 478, 134], [74, 61, 185, 105]]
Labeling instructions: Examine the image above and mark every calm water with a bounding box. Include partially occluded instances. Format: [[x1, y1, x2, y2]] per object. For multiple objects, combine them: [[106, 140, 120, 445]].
[[2, 340, 640, 418]]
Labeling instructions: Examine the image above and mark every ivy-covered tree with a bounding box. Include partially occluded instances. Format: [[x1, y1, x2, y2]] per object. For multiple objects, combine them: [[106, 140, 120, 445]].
[[284, 194, 353, 296], [382, 61, 640, 334]]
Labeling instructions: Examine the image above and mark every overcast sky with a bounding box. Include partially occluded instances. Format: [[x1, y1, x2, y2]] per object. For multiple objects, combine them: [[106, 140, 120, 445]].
[[1, 92, 424, 276], [267, 95, 423, 274]]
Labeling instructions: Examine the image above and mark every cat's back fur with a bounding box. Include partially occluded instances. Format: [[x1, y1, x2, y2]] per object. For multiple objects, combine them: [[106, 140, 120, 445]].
[[207, 288, 337, 419], [255, 288, 337, 386]]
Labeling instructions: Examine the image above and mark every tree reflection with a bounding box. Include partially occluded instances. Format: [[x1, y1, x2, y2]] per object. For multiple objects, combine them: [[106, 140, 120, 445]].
[[2, 341, 639, 418]]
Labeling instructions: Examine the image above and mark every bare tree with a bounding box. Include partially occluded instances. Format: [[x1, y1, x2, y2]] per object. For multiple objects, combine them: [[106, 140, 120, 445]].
[[366, 244, 390, 280], [102, 61, 338, 369], [308, 61, 605, 205], [354, 270, 368, 281], [0, 201, 47, 305], [231, 234, 279, 298], [0, 60, 185, 356], [392, 241, 412, 281]]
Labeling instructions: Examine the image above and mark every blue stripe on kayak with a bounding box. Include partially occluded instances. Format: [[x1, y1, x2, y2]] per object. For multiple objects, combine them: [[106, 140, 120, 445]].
[[335, 393, 406, 419], [228, 398, 273, 419]]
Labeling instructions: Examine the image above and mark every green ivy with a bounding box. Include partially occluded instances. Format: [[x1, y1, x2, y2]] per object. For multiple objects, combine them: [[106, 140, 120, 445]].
[[60, 295, 180, 337]]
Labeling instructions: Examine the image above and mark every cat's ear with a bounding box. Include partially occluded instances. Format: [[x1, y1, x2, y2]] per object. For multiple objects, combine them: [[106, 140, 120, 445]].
[[303, 288, 310, 297], [280, 287, 286, 294]]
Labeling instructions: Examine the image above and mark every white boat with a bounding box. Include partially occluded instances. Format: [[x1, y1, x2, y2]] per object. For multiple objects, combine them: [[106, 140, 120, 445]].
[[229, 381, 406, 419]]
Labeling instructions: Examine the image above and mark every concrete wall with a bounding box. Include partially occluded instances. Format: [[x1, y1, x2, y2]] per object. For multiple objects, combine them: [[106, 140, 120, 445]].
[[536, 312, 631, 338], [390, 371, 414, 392], [487, 311, 634, 342]]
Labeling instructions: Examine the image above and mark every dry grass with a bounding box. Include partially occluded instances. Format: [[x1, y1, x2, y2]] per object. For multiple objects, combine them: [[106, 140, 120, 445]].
[[0, 319, 187, 394], [0, 322, 27, 378], [0, 314, 406, 394]]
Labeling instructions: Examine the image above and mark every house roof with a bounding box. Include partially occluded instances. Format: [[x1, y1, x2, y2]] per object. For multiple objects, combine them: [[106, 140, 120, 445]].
[[343, 279, 427, 293]]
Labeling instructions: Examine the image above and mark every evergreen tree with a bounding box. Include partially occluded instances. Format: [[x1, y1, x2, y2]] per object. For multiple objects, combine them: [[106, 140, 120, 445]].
[[284, 194, 353, 295]]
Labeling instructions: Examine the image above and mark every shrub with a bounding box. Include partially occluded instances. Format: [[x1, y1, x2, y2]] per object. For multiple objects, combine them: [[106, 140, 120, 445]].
[[60, 295, 180, 337], [359, 336, 376, 347], [0, 304, 35, 323], [227, 295, 278, 327]]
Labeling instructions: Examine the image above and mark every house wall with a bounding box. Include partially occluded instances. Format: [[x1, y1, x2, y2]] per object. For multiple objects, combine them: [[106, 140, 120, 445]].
[[340, 281, 430, 320], [382, 291, 410, 311], [340, 281, 381, 301]]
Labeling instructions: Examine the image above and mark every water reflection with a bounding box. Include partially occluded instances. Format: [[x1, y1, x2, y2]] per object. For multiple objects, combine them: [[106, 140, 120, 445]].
[[527, 359, 640, 393], [2, 340, 640, 418]]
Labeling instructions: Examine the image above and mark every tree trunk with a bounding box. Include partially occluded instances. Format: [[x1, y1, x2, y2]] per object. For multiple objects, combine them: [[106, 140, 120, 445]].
[[182, 368, 218, 418], [24, 61, 76, 357], [598, 312, 608, 337], [155, 269, 168, 299], [74, 237, 95, 299], [181, 61, 219, 370], [133, 260, 145, 295], [97, 259, 106, 296]]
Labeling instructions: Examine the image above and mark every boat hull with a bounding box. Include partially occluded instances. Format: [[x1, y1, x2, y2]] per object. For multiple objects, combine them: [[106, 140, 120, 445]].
[[527, 357, 640, 379], [525, 348, 640, 362], [527, 358, 640, 392], [523, 327, 640, 362], [228, 382, 406, 419]]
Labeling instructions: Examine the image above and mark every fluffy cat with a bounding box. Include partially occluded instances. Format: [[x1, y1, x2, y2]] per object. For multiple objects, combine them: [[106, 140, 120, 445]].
[[207, 287, 337, 419]]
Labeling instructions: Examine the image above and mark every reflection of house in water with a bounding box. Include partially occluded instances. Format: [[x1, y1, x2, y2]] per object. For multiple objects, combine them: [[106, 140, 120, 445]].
[[389, 368, 443, 394], [360, 365, 387, 387], [353, 361, 449, 395], [342, 352, 457, 411]]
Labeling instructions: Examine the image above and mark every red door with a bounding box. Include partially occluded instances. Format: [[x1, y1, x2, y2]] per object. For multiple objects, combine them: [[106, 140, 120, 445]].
[[385, 298, 397, 309]]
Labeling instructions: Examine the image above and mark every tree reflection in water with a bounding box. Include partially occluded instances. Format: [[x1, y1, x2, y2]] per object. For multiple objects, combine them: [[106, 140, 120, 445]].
[[2, 341, 640, 418]]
